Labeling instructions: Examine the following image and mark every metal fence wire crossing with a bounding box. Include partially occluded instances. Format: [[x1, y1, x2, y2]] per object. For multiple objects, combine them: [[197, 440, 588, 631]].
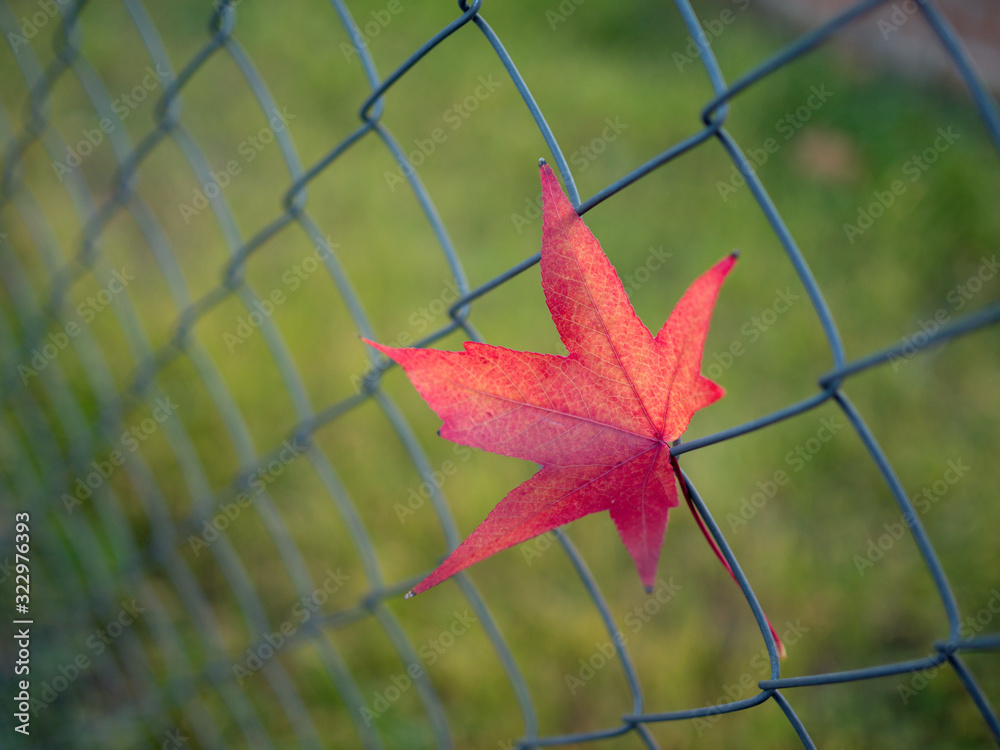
[[1, 0, 999, 747]]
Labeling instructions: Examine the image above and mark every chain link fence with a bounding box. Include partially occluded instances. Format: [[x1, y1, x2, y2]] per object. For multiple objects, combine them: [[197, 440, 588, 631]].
[[1, 0, 999, 747]]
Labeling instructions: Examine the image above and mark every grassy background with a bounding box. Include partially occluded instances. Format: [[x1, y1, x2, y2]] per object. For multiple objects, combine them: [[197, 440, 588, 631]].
[[2, 0, 999, 748]]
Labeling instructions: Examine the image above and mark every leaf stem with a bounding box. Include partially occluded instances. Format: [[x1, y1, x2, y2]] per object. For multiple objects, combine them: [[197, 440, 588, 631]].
[[671, 454, 786, 658]]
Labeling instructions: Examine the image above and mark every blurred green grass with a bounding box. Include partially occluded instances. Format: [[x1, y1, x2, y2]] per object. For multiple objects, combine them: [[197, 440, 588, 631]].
[[2, 0, 999, 748]]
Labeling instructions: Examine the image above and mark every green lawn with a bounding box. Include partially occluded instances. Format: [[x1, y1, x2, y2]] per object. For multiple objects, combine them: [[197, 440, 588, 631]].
[[2, 0, 999, 748]]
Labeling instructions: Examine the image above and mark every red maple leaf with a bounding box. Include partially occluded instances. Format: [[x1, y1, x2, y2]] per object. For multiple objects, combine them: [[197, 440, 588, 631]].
[[366, 162, 783, 654]]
